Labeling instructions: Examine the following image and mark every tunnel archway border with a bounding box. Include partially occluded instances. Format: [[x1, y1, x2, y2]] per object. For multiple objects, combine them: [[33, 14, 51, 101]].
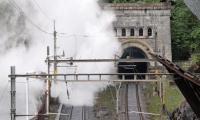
[[121, 39, 154, 66]]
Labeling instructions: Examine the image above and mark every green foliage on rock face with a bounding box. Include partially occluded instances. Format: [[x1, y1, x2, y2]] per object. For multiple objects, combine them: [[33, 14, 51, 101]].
[[171, 0, 200, 60], [103, 0, 160, 3], [191, 54, 200, 65], [144, 82, 184, 120]]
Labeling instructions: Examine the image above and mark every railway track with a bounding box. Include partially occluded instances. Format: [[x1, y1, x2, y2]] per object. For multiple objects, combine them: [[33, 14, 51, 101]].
[[59, 105, 95, 120], [122, 83, 145, 120], [124, 84, 129, 120], [135, 83, 144, 120], [82, 106, 86, 120], [59, 105, 73, 120]]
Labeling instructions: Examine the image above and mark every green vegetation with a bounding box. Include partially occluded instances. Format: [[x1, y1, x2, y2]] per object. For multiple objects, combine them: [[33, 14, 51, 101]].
[[144, 83, 161, 120], [171, 0, 200, 60], [164, 83, 184, 112], [144, 82, 184, 120], [191, 54, 200, 64], [95, 85, 116, 112], [104, 0, 160, 3]]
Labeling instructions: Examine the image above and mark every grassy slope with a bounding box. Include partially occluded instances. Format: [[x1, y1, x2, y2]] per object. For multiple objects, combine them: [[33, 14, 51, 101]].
[[145, 81, 184, 120]]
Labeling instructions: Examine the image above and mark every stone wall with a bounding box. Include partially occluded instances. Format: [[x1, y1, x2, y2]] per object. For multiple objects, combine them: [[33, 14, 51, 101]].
[[103, 3, 172, 62]]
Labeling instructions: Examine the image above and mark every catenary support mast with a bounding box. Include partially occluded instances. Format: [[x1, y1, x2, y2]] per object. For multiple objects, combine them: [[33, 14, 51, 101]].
[[10, 66, 16, 120]]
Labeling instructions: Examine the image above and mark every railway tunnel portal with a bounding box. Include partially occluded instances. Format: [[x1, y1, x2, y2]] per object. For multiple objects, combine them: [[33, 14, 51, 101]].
[[103, 3, 172, 79], [118, 46, 148, 79]]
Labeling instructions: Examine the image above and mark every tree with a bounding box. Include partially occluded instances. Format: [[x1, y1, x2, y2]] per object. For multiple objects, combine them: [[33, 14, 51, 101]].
[[171, 0, 200, 60]]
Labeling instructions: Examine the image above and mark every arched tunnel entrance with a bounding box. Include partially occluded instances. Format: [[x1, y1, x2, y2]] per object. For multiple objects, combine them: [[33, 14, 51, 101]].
[[118, 47, 148, 79]]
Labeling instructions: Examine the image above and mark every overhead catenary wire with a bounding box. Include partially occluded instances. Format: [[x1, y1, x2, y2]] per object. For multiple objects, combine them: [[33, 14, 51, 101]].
[[57, 33, 118, 39], [7, 0, 53, 35], [30, 0, 53, 21], [7, 0, 108, 39]]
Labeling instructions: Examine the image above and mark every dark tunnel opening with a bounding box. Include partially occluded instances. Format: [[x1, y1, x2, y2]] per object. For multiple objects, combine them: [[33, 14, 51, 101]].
[[118, 47, 148, 79]]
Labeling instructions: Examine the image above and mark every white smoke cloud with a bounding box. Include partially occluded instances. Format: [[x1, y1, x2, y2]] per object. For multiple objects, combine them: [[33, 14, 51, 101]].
[[0, 0, 121, 119]]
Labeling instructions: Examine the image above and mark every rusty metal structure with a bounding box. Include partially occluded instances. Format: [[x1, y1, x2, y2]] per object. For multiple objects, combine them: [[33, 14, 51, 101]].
[[150, 53, 200, 118]]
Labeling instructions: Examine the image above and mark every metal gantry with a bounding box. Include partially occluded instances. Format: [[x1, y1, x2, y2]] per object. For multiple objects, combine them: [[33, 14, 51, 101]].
[[9, 48, 200, 119], [8, 50, 162, 120], [9, 69, 171, 120], [9, 72, 170, 87]]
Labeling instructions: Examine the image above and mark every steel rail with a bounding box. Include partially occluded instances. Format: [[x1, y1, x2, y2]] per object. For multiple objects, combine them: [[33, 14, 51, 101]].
[[135, 84, 144, 120], [125, 84, 129, 120], [55, 104, 62, 120], [59, 105, 73, 120], [82, 106, 86, 120], [69, 106, 73, 120]]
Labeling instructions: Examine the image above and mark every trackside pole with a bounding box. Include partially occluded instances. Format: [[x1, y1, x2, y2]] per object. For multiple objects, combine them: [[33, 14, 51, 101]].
[[26, 77, 29, 120], [10, 66, 16, 120], [46, 46, 50, 115]]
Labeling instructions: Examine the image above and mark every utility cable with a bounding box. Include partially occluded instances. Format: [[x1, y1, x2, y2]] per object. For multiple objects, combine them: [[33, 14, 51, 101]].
[[7, 0, 53, 35], [57, 33, 117, 38], [30, 0, 53, 21]]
